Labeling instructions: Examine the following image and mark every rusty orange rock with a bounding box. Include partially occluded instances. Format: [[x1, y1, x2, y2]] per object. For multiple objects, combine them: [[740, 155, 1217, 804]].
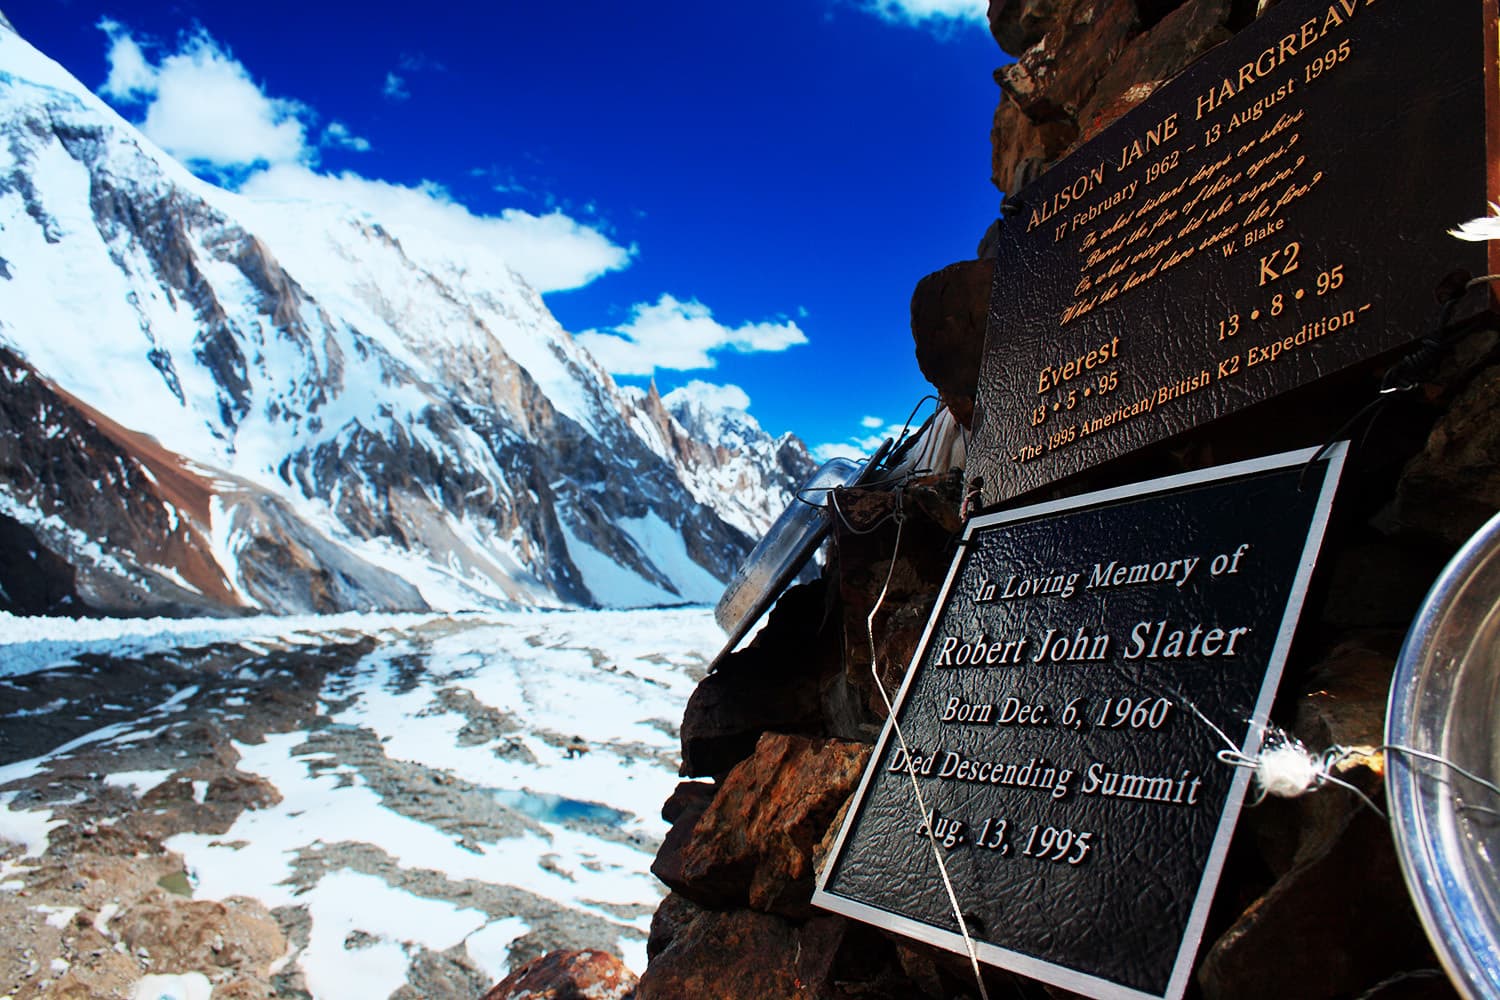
[[658, 732, 871, 919], [480, 948, 637, 1000]]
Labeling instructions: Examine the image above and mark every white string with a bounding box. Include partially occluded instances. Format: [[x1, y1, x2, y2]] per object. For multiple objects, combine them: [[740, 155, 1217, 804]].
[[1164, 687, 1387, 816], [865, 506, 992, 1000]]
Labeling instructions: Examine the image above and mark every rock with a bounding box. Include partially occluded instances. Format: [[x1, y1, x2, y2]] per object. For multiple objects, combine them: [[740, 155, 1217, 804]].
[[986, 0, 1079, 55], [991, 98, 1078, 194], [1197, 792, 1443, 1000], [659, 733, 870, 919], [480, 948, 638, 1000], [114, 895, 284, 977], [910, 260, 996, 429], [1078, 0, 1231, 140], [994, 0, 1138, 125], [637, 893, 923, 999], [1385, 359, 1500, 546], [679, 580, 842, 778], [1295, 641, 1395, 754], [987, 0, 1236, 193], [831, 475, 963, 720], [650, 782, 717, 897], [1318, 536, 1452, 632], [661, 781, 717, 825]]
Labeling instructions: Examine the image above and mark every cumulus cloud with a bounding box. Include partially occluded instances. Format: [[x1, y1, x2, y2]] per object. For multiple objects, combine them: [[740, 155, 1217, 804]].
[[662, 380, 753, 414], [92, 21, 632, 295], [240, 164, 634, 293], [860, 415, 884, 429], [98, 20, 308, 171], [856, 0, 987, 30], [576, 295, 808, 376], [812, 441, 863, 461]]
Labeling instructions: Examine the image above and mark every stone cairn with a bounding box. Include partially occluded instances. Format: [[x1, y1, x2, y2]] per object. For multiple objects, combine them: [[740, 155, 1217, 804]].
[[484, 2, 1496, 997]]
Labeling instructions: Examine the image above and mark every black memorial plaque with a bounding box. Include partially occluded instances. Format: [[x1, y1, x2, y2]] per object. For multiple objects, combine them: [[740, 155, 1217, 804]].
[[814, 446, 1345, 1000], [967, 0, 1497, 506]]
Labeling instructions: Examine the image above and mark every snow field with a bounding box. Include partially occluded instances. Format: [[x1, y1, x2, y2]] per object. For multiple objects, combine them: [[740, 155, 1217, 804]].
[[0, 609, 721, 997]]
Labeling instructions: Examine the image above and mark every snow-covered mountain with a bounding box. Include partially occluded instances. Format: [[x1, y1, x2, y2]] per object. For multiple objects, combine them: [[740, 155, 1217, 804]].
[[0, 16, 814, 616]]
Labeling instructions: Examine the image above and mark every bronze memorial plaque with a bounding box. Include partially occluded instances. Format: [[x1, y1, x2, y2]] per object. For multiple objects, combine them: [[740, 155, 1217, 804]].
[[967, 0, 1498, 505]]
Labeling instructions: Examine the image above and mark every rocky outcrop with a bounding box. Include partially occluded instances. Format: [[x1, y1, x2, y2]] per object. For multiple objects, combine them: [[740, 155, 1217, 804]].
[[480, 949, 638, 1000], [909, 261, 994, 429], [986, 0, 1240, 198], [0, 346, 425, 616]]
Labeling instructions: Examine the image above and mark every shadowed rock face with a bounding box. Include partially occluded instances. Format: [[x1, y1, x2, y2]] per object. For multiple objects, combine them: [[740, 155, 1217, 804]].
[[910, 260, 994, 429], [0, 346, 239, 616]]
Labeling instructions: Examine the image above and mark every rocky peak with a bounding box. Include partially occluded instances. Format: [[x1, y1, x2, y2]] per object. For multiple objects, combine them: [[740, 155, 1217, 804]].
[[0, 21, 812, 614]]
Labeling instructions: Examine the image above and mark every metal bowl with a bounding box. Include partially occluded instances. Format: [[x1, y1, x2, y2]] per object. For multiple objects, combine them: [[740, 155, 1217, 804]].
[[1387, 509, 1500, 999], [712, 442, 892, 663], [713, 457, 860, 646]]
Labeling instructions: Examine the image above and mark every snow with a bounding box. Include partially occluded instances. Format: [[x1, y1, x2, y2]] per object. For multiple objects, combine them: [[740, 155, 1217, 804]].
[[164, 612, 719, 937], [103, 770, 176, 797], [619, 512, 726, 605], [296, 870, 488, 1000], [129, 973, 213, 1000], [94, 902, 121, 937], [0, 609, 720, 992], [464, 916, 531, 985], [35, 905, 77, 929], [0, 791, 62, 862], [0, 610, 451, 679], [557, 520, 681, 609]]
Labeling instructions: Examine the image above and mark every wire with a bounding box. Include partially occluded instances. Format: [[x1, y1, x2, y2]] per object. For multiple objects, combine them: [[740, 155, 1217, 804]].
[[866, 503, 992, 1000]]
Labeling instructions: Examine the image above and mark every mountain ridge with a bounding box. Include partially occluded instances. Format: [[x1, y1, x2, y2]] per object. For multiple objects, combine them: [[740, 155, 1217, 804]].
[[0, 18, 814, 616]]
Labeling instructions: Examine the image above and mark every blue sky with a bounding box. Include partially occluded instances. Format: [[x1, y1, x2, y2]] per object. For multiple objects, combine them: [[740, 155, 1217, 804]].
[[10, 0, 1005, 459]]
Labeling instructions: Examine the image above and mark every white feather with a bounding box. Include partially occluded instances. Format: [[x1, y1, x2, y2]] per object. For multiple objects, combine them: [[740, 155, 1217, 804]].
[[1450, 202, 1500, 242]]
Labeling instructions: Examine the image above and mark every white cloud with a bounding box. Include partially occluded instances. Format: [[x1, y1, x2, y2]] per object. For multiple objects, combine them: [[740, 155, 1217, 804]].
[[662, 380, 752, 413], [98, 19, 154, 98], [98, 21, 308, 170], [812, 420, 907, 463], [322, 122, 371, 152], [856, 0, 987, 30], [812, 441, 864, 462], [383, 72, 410, 100], [239, 164, 634, 293], [576, 295, 807, 376], [92, 22, 630, 295]]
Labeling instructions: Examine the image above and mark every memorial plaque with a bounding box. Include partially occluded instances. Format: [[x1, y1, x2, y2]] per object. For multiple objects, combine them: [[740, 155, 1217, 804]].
[[967, 0, 1497, 506], [813, 446, 1346, 1000]]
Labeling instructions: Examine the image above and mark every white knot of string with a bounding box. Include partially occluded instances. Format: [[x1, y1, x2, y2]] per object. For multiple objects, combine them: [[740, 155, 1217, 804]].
[[1216, 731, 1342, 803]]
